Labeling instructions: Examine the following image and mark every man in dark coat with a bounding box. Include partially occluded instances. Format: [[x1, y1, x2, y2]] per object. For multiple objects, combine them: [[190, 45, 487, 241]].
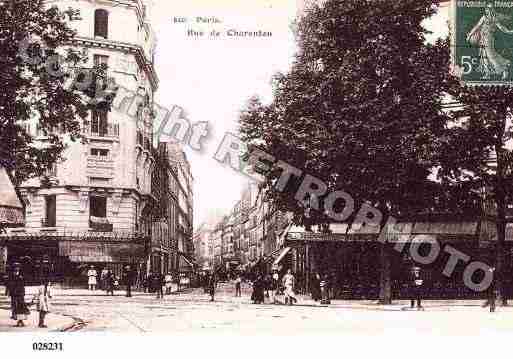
[[251, 275, 265, 304], [207, 271, 217, 302], [123, 265, 136, 298], [311, 273, 321, 301], [410, 266, 424, 310], [152, 272, 164, 299], [105, 270, 115, 296]]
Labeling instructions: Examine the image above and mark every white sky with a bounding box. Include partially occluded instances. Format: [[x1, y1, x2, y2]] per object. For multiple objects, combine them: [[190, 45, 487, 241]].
[[148, 1, 449, 229], [149, 1, 298, 228]]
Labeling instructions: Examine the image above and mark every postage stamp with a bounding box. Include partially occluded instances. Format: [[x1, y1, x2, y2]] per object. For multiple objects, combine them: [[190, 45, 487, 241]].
[[452, 0, 513, 85]]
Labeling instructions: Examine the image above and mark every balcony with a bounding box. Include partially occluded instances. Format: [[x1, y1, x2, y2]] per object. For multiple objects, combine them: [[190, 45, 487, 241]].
[[89, 216, 113, 232], [84, 123, 120, 139]]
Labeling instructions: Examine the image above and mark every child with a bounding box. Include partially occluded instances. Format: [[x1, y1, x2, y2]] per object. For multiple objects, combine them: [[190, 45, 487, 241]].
[[34, 283, 52, 328]]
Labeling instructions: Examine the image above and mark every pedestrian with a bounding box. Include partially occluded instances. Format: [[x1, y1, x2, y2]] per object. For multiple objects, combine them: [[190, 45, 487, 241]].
[[270, 271, 279, 304], [207, 271, 217, 301], [234, 273, 242, 297], [100, 268, 109, 290], [251, 275, 265, 304], [320, 274, 331, 304], [3, 264, 10, 297], [9, 263, 29, 327], [154, 272, 164, 299], [5, 264, 15, 319], [264, 274, 272, 301], [487, 267, 497, 312], [87, 265, 97, 291], [165, 272, 173, 295], [282, 269, 298, 305], [410, 266, 424, 310], [311, 272, 321, 301], [105, 270, 115, 296], [34, 282, 52, 328], [123, 265, 136, 297]]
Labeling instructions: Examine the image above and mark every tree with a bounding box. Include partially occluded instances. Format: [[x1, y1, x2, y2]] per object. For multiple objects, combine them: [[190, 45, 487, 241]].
[[0, 0, 115, 185], [439, 82, 513, 306], [240, 0, 450, 303]]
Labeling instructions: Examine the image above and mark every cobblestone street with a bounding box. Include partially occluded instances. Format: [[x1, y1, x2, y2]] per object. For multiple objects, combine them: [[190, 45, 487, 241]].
[[2, 282, 513, 333]]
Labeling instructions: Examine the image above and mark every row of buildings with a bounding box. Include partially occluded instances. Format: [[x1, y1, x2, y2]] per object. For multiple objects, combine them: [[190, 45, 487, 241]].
[[193, 182, 292, 279], [0, 0, 195, 287]]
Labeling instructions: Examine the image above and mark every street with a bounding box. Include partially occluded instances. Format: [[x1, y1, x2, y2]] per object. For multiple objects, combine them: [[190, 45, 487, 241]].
[[2, 282, 513, 333]]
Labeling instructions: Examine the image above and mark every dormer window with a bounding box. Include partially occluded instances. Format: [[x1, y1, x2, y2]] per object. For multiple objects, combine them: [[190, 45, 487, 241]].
[[94, 9, 109, 39]]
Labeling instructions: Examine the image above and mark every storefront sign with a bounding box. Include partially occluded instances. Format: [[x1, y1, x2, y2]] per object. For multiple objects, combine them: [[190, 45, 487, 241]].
[[59, 241, 145, 263], [287, 232, 375, 242], [452, 1, 513, 85]]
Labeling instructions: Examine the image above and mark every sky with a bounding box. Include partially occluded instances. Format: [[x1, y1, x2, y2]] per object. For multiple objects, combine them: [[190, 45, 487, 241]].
[[149, 0, 298, 228], [147, 1, 450, 229]]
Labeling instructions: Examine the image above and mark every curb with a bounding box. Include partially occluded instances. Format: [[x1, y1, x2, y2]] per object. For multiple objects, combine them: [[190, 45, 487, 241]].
[[56, 316, 86, 332]]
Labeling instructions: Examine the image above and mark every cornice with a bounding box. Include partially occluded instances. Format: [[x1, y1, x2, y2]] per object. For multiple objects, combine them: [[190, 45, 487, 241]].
[[72, 36, 159, 90]]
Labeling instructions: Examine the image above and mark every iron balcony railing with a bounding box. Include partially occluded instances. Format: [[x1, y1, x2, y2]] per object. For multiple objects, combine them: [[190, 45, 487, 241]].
[[85, 123, 120, 138]]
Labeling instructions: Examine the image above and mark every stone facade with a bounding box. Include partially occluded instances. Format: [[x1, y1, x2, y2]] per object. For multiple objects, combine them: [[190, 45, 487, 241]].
[[0, 0, 162, 284]]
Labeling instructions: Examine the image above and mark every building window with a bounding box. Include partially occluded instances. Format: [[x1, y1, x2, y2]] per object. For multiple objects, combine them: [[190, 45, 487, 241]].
[[90, 196, 107, 218], [90, 148, 109, 158], [43, 195, 56, 227], [91, 109, 108, 136], [94, 9, 109, 38], [93, 54, 109, 69]]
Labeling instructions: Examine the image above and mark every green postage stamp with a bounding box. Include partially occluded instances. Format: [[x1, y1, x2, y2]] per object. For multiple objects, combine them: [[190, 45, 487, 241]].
[[452, 0, 513, 85]]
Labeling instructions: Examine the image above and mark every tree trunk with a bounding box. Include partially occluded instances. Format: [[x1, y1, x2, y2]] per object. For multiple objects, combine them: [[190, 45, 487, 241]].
[[495, 137, 508, 306], [495, 194, 507, 306], [379, 242, 392, 304]]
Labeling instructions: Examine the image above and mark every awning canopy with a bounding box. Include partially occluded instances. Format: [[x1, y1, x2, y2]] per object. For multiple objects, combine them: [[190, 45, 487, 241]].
[[273, 247, 291, 266], [285, 220, 494, 243], [0, 166, 23, 226], [179, 252, 196, 272]]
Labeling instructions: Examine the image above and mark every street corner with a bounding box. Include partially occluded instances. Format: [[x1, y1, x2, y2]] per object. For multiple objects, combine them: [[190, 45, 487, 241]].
[[0, 309, 76, 333]]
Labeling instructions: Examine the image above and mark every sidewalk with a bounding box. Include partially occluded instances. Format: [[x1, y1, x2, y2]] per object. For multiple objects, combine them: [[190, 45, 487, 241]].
[[214, 283, 513, 311], [0, 286, 78, 332], [290, 296, 513, 312], [0, 306, 76, 333]]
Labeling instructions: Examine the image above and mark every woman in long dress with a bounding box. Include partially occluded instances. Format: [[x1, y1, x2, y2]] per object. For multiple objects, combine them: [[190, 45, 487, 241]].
[[9, 264, 29, 327], [467, 4, 513, 80]]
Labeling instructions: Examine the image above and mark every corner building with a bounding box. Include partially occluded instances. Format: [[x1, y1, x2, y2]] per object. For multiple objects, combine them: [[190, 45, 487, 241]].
[[0, 0, 159, 285]]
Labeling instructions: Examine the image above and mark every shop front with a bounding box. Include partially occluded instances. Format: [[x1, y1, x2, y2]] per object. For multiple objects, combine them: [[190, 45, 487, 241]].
[[0, 232, 149, 288], [285, 218, 512, 300], [178, 252, 196, 287]]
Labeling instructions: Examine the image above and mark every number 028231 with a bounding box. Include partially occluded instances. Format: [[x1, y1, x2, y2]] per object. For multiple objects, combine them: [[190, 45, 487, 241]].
[[32, 343, 63, 351]]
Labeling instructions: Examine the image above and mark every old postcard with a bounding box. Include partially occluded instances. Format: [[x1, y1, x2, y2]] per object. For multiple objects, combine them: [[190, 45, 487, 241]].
[[1, 0, 512, 357]]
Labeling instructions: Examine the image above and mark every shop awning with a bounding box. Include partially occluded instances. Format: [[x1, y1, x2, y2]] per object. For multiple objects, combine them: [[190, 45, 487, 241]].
[[265, 247, 283, 262], [273, 247, 291, 266], [179, 252, 196, 272], [0, 166, 23, 226]]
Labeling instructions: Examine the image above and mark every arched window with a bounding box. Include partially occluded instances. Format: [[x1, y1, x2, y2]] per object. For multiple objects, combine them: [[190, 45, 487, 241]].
[[94, 9, 109, 38]]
